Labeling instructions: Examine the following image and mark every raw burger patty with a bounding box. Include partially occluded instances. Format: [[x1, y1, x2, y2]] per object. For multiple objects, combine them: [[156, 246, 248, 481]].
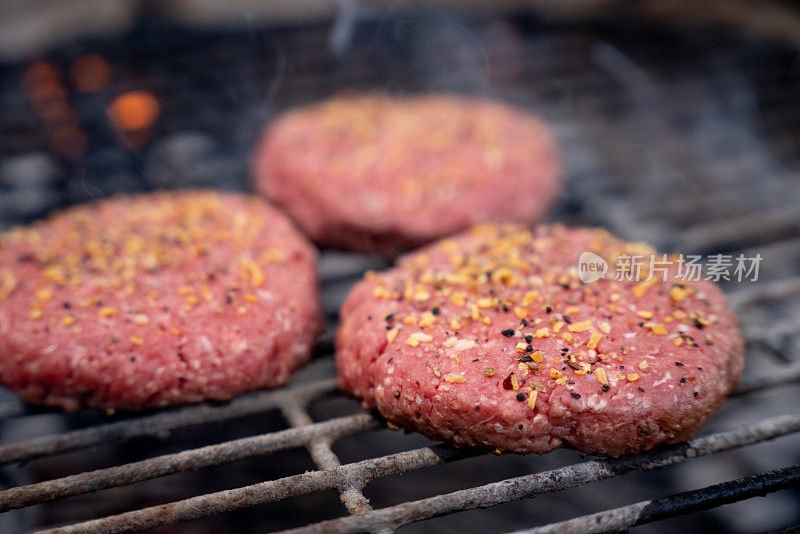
[[336, 224, 744, 457], [253, 94, 561, 256], [0, 190, 322, 410]]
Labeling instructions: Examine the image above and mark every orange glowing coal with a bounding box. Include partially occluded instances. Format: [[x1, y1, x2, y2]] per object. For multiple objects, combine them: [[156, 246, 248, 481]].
[[108, 91, 160, 132]]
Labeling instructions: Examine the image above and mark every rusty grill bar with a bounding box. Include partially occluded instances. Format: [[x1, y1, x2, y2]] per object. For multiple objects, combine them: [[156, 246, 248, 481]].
[[1, 11, 800, 534]]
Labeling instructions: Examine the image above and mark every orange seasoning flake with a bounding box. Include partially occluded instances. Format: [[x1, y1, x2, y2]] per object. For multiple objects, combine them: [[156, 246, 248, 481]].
[[593, 367, 609, 385], [568, 320, 592, 332], [586, 331, 602, 350]]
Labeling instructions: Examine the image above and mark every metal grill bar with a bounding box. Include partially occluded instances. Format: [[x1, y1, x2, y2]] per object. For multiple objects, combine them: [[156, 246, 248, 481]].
[[727, 276, 800, 308], [0, 363, 792, 514], [280, 399, 374, 514], [0, 412, 378, 512], [0, 366, 792, 514], [280, 413, 800, 534], [508, 465, 800, 534], [37, 444, 475, 534], [731, 365, 800, 397], [0, 378, 338, 465]]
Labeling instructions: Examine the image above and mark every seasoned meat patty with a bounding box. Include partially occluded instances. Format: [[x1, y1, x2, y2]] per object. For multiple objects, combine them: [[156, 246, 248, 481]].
[[336, 224, 744, 457], [0, 190, 322, 410], [254, 94, 561, 256]]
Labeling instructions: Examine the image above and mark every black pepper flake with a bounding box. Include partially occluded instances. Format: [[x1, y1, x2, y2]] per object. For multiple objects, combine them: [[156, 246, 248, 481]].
[[675, 361, 685, 367], [393, 391, 400, 398], [570, 392, 581, 399], [472, 358, 479, 363], [524, 334, 534, 344], [638, 386, 645, 392], [516, 392, 527, 402], [385, 313, 395, 322], [502, 304, 510, 312], [697, 367, 703, 371], [110, 336, 119, 343], [693, 317, 706, 329], [566, 360, 581, 370], [225, 295, 233, 305], [130, 356, 136, 362], [520, 319, 528, 327], [367, 315, 372, 321], [387, 357, 393, 364], [517, 355, 533, 363], [693, 391, 699, 397], [501, 328, 515, 337], [619, 365, 625, 369], [563, 315, 572, 324], [680, 377, 687, 384], [475, 406, 480, 411], [525, 345, 533, 352], [62, 301, 71, 309], [638, 321, 645, 327], [602, 384, 611, 392], [545, 306, 552, 314], [567, 380, 575, 385]]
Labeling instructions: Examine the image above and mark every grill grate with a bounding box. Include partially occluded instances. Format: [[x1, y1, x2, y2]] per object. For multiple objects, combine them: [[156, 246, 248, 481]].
[[1, 9, 800, 534]]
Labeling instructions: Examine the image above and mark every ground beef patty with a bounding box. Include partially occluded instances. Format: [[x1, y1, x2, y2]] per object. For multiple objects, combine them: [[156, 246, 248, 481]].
[[0, 190, 322, 410], [336, 224, 744, 457], [253, 94, 561, 256]]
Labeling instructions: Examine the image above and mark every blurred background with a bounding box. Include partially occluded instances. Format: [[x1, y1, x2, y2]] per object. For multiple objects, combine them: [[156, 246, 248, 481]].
[[1, 1, 799, 533]]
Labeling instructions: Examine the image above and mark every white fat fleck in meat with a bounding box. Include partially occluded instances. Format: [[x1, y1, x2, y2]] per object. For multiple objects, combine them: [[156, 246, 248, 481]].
[[231, 340, 248, 355], [653, 372, 672, 386], [623, 332, 637, 339], [198, 336, 213, 354], [453, 339, 476, 351], [587, 394, 608, 412], [41, 344, 58, 355]]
